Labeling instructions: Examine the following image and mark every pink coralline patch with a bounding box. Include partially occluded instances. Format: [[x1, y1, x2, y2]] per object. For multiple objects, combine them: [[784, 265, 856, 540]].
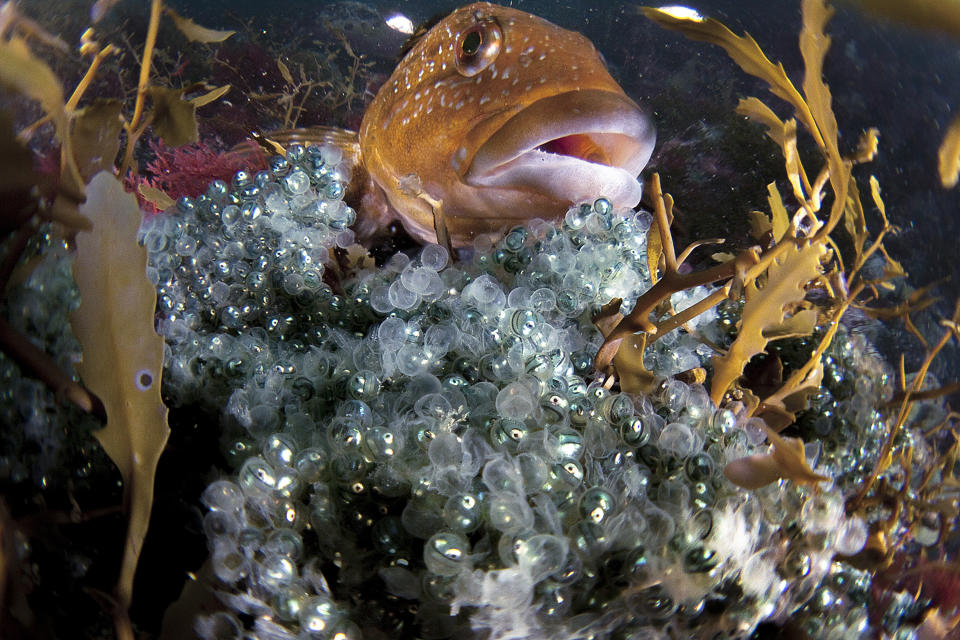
[[126, 138, 267, 214]]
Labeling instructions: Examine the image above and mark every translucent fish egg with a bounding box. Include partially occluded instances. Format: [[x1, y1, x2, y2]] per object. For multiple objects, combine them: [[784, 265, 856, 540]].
[[423, 531, 470, 576]]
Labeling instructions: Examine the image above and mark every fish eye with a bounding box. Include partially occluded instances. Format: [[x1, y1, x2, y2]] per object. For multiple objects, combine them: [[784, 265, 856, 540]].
[[455, 19, 502, 77]]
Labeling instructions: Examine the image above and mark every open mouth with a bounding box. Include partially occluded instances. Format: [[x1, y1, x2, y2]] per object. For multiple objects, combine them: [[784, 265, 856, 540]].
[[463, 90, 656, 208]]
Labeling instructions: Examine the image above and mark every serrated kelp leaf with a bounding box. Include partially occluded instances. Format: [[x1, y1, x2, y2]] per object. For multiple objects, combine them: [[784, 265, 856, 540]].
[[868, 175, 888, 225], [801, 0, 850, 238], [642, 6, 822, 147], [868, 177, 906, 280], [853, 128, 879, 164], [757, 359, 824, 431], [149, 86, 198, 147], [710, 240, 827, 403], [938, 113, 960, 188], [164, 8, 235, 43], [761, 307, 819, 340], [71, 99, 123, 183], [71, 171, 170, 610], [782, 118, 809, 203]]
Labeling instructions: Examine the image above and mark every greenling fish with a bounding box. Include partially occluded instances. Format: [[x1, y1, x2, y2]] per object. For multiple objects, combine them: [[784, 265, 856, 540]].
[[260, 2, 656, 248]]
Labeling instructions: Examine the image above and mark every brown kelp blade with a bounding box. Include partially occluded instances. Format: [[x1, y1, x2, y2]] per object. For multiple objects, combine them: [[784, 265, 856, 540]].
[[72, 173, 171, 614]]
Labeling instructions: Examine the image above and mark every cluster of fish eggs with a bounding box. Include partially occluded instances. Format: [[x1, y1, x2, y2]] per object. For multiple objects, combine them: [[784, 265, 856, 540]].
[[0, 236, 103, 488], [795, 329, 953, 639], [140, 143, 358, 410], [135, 145, 884, 639]]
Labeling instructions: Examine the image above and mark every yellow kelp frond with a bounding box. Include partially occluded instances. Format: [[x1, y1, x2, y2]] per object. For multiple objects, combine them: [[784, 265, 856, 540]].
[[594, 173, 748, 376], [938, 114, 960, 188], [0, 34, 82, 193], [164, 7, 235, 43], [710, 238, 828, 405], [70, 99, 123, 184], [147, 86, 200, 147], [72, 172, 171, 619]]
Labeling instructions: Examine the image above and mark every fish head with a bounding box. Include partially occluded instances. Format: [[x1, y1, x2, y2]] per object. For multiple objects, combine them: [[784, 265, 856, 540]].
[[359, 2, 655, 247]]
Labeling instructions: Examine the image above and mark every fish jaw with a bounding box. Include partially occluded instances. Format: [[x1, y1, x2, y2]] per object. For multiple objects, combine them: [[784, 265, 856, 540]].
[[462, 89, 655, 211]]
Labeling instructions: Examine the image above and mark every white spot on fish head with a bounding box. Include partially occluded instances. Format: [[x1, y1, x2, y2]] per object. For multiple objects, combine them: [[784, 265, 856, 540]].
[[452, 145, 468, 173]]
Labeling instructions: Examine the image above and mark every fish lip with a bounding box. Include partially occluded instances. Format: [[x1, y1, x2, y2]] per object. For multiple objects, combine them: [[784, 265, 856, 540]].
[[462, 89, 656, 205]]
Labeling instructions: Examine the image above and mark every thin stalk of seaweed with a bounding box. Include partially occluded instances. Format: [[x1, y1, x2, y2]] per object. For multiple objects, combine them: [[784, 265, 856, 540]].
[[118, 0, 161, 178], [849, 317, 957, 513]]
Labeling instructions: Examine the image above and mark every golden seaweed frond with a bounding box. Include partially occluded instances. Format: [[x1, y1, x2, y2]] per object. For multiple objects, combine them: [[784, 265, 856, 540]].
[[607, 0, 914, 414], [72, 172, 171, 617], [0, 3, 235, 637], [602, 1, 852, 409], [710, 238, 828, 405], [164, 7, 235, 43], [593, 173, 748, 375], [938, 113, 960, 188], [847, 301, 960, 538], [601, 0, 960, 497]]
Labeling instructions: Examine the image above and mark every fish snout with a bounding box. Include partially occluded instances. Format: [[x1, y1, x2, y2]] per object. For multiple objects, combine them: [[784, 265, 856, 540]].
[[463, 90, 656, 211]]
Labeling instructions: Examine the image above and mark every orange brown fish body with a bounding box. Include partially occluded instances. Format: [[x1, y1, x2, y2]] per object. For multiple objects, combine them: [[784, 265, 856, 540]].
[[358, 2, 655, 248], [251, 3, 656, 248]]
